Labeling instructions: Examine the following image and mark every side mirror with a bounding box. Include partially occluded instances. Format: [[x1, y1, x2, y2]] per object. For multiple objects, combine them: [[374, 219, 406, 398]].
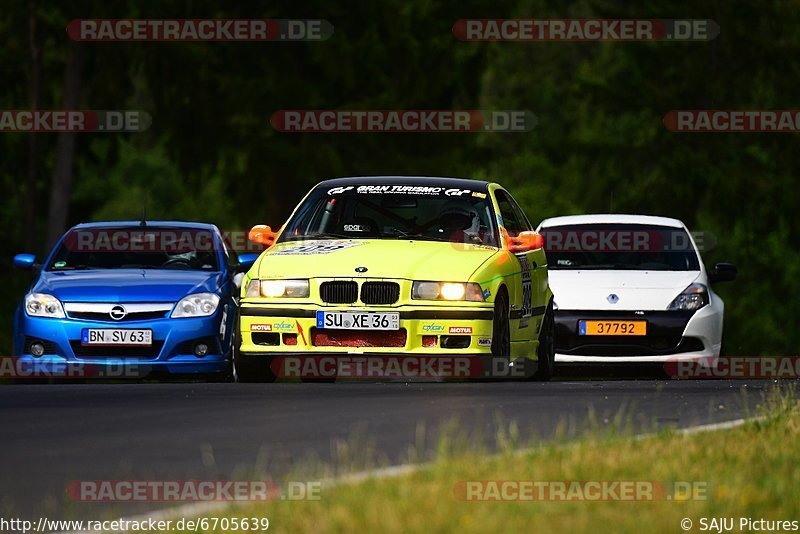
[[506, 230, 544, 253], [709, 262, 737, 283], [248, 225, 277, 247], [235, 253, 260, 273], [13, 254, 37, 269]]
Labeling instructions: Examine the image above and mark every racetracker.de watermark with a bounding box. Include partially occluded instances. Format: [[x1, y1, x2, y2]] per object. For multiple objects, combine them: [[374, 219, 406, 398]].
[[453, 480, 708, 501], [453, 19, 719, 41], [665, 356, 800, 379], [540, 229, 716, 252], [270, 110, 537, 132], [66, 480, 320, 502], [67, 19, 333, 41], [664, 110, 800, 132], [61, 228, 268, 254], [0, 358, 150, 380], [269, 355, 533, 380], [0, 110, 150, 133]]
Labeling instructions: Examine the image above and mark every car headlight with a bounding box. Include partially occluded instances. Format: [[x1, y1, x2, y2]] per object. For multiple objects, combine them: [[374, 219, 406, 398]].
[[667, 283, 709, 311], [412, 281, 484, 302], [246, 279, 310, 298], [25, 293, 65, 318], [244, 279, 260, 298], [171, 293, 220, 318]]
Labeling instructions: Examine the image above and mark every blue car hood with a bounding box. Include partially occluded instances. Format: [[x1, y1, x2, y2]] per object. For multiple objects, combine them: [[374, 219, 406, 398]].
[[34, 269, 223, 303]]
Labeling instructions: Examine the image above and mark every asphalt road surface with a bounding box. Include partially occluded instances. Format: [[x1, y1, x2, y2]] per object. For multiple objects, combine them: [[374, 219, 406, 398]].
[[0, 376, 791, 521]]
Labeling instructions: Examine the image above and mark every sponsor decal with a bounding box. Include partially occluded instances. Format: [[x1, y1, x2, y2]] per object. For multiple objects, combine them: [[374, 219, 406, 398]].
[[343, 224, 371, 232], [449, 326, 473, 334], [478, 337, 492, 347], [270, 241, 362, 255], [444, 188, 471, 197], [327, 186, 354, 195], [355, 185, 468, 196], [250, 324, 272, 332], [422, 324, 445, 332]]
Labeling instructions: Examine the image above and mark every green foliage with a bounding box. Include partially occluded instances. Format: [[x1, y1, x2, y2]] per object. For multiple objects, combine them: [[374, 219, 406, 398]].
[[2, 0, 798, 355]]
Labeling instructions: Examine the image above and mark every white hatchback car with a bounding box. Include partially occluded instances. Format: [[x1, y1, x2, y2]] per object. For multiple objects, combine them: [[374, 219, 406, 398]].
[[536, 215, 736, 365]]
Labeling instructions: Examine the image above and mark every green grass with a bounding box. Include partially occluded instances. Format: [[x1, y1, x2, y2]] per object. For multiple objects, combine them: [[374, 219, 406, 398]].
[[171, 387, 799, 534]]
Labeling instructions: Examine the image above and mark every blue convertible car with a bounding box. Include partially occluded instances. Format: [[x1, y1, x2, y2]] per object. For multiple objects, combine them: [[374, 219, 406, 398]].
[[12, 221, 257, 379]]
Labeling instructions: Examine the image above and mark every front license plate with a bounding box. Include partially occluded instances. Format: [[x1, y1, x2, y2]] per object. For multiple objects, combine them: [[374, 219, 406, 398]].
[[81, 329, 153, 346], [579, 320, 647, 336], [316, 311, 400, 331]]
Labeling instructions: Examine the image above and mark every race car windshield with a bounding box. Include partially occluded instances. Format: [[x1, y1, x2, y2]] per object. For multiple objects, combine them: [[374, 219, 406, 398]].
[[542, 224, 701, 271], [281, 186, 500, 246], [46, 227, 220, 271]]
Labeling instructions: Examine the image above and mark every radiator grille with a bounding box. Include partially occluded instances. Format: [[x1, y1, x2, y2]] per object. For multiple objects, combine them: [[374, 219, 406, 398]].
[[320, 281, 359, 304], [360, 282, 400, 305]]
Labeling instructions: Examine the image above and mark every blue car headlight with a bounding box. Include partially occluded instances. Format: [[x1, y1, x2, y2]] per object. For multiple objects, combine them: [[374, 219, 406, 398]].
[[25, 293, 66, 318], [171, 293, 220, 318]]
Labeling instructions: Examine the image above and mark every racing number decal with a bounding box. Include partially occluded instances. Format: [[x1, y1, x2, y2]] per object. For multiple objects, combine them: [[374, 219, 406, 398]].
[[517, 254, 533, 322]]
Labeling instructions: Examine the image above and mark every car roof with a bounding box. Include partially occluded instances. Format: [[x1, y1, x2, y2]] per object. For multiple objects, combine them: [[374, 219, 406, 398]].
[[539, 214, 686, 229], [314, 176, 491, 192], [70, 221, 219, 231]]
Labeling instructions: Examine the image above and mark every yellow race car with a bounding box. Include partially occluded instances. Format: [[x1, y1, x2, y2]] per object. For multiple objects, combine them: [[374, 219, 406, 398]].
[[235, 176, 553, 381]]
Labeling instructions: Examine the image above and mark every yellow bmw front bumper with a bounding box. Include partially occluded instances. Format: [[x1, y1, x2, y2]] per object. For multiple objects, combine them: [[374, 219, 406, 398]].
[[238, 302, 494, 355]]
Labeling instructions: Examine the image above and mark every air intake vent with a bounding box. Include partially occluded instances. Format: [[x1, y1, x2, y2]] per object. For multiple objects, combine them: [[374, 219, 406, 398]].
[[360, 282, 400, 305], [320, 281, 359, 304]]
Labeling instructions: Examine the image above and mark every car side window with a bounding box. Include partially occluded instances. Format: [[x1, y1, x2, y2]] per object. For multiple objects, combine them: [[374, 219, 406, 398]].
[[508, 195, 533, 232], [495, 190, 525, 236]]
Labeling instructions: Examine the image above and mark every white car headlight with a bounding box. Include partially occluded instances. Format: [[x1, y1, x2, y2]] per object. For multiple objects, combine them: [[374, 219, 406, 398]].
[[172, 293, 220, 318], [411, 281, 484, 302], [246, 279, 310, 298], [667, 283, 709, 311], [25, 293, 65, 318]]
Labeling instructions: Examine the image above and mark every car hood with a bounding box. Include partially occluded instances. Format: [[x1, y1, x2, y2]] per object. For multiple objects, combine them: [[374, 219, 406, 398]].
[[34, 269, 223, 303], [548, 270, 702, 310], [256, 239, 499, 281]]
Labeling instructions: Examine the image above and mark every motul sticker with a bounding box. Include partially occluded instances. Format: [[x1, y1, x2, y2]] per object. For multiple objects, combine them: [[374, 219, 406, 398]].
[[251, 324, 272, 331], [449, 326, 473, 334]]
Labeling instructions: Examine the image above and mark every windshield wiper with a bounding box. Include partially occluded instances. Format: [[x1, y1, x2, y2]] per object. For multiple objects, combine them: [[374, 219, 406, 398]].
[[391, 233, 452, 243]]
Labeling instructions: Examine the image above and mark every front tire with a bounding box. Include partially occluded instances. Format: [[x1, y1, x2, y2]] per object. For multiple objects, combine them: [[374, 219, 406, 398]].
[[533, 300, 555, 381], [489, 289, 512, 379]]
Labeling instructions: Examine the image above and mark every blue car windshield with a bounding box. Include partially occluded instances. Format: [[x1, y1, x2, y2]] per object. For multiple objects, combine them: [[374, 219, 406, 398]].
[[47, 227, 220, 271]]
